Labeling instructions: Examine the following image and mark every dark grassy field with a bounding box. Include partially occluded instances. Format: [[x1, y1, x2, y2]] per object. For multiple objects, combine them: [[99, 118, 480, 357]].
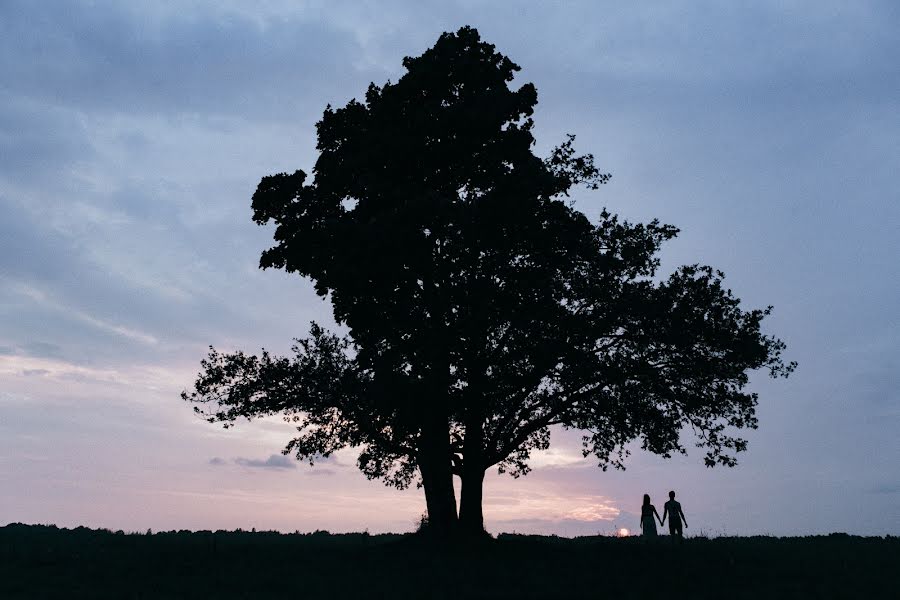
[[1, 524, 895, 599]]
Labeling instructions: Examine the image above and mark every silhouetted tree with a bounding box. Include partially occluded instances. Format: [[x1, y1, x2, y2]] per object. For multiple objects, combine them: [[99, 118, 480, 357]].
[[183, 27, 794, 538]]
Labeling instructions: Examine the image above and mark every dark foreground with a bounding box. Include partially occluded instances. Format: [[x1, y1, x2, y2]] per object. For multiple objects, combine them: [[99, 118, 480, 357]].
[[1, 524, 895, 599]]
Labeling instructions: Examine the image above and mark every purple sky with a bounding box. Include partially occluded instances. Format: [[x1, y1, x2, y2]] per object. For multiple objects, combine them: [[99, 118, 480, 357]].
[[1, 1, 898, 537]]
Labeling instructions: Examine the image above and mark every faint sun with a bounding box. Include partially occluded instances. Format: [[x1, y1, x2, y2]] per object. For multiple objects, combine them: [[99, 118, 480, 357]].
[[618, 528, 630, 537]]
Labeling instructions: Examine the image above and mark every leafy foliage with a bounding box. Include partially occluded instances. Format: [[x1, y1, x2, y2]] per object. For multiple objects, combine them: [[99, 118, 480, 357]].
[[183, 27, 794, 526], [184, 325, 419, 487]]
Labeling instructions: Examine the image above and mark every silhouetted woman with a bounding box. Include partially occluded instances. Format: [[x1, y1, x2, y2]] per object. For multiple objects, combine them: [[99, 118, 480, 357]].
[[640, 494, 662, 539]]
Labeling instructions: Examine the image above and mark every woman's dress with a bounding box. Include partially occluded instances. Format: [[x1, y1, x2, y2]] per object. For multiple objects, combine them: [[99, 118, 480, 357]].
[[641, 506, 658, 538]]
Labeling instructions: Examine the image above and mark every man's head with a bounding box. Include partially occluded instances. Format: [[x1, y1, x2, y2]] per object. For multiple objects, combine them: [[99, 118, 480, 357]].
[[669, 490, 675, 500]]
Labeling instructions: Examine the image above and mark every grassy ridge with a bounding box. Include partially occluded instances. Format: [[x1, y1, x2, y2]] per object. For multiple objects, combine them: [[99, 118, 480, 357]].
[[1, 524, 895, 598]]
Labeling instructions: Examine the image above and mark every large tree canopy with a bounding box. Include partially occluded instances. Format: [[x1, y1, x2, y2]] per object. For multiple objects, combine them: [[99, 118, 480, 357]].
[[183, 26, 794, 537]]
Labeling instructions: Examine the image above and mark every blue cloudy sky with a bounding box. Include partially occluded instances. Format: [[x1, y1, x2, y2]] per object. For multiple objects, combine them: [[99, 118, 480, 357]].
[[1, 1, 897, 536]]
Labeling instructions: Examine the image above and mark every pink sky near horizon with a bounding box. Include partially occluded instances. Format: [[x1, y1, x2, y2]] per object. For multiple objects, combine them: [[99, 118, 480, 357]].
[[1, 352, 879, 538], [0, 353, 628, 536]]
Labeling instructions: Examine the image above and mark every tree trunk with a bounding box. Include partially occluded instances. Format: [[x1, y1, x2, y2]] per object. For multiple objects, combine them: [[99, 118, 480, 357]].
[[417, 298, 458, 538], [458, 415, 487, 536], [458, 466, 486, 536], [419, 415, 458, 537]]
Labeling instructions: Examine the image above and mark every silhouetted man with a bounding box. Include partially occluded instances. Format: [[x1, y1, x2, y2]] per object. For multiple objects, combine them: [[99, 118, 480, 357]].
[[662, 490, 688, 543]]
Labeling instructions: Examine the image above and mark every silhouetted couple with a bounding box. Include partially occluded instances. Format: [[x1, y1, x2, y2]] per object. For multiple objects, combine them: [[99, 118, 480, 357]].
[[640, 491, 688, 543]]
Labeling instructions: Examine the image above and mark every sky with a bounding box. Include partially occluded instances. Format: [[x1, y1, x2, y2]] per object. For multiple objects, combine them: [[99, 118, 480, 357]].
[[1, 0, 897, 537]]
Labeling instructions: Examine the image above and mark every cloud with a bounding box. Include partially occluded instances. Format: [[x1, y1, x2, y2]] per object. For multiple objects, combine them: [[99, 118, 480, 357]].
[[0, 353, 192, 394], [482, 481, 620, 527], [13, 284, 158, 346], [526, 446, 587, 469], [0, 2, 367, 371], [0, 1, 366, 120], [234, 454, 296, 469], [0, 95, 96, 183], [306, 469, 336, 477], [21, 369, 50, 377], [0, 391, 31, 404], [868, 483, 899, 495], [19, 342, 64, 360], [209, 453, 335, 471]]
